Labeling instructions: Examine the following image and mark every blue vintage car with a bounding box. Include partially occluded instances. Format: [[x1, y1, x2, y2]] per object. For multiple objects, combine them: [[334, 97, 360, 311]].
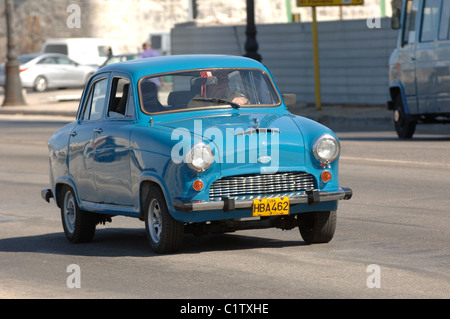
[[42, 54, 352, 253]]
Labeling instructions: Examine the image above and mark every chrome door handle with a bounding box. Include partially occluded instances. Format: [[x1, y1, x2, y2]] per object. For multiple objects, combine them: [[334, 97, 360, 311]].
[[94, 128, 103, 133], [69, 132, 77, 136]]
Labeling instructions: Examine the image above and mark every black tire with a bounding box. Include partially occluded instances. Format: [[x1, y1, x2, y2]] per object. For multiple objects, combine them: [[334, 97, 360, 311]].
[[144, 186, 184, 254], [298, 211, 336, 244], [394, 95, 416, 139], [34, 76, 48, 92], [60, 185, 96, 243]]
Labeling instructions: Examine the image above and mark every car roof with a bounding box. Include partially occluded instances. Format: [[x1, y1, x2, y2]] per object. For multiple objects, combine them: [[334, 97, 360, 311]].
[[19, 53, 72, 61], [19, 53, 42, 60], [97, 54, 267, 80]]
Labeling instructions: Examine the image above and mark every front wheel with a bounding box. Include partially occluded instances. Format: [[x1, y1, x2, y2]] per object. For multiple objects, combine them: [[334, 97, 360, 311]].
[[60, 185, 97, 243], [393, 95, 416, 139], [298, 211, 336, 244], [34, 76, 48, 92], [144, 186, 184, 254]]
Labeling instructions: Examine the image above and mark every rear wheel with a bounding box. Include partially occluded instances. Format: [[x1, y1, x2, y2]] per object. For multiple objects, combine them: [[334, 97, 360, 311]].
[[144, 186, 184, 254], [60, 185, 97, 243], [298, 211, 336, 244]]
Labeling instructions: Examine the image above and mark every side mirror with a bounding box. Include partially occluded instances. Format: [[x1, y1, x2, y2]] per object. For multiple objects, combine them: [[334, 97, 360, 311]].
[[282, 93, 296, 107], [391, 0, 402, 30], [391, 9, 401, 29]]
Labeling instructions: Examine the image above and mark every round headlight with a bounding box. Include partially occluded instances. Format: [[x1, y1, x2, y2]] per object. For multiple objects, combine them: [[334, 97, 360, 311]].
[[186, 142, 214, 172], [313, 134, 340, 163]]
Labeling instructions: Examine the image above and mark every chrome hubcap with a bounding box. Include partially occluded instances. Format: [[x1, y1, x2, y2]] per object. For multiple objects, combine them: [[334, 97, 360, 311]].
[[148, 199, 162, 243], [394, 109, 400, 122], [36, 77, 47, 91], [63, 191, 76, 234]]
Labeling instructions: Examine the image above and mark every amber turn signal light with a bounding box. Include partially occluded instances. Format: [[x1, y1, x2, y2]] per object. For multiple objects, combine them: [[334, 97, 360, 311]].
[[193, 180, 204, 191], [321, 171, 332, 183]]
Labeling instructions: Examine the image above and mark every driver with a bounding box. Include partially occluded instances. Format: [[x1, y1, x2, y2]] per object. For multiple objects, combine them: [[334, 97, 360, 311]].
[[189, 70, 249, 107]]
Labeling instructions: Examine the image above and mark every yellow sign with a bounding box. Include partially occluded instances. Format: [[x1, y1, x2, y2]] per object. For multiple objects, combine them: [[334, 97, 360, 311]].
[[297, 0, 364, 6]]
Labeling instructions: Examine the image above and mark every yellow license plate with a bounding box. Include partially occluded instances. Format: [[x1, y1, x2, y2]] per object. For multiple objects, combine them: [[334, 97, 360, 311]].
[[252, 197, 290, 216]]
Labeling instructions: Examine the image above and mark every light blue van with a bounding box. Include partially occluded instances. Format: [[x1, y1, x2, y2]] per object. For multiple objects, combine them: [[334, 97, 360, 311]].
[[388, 0, 450, 138]]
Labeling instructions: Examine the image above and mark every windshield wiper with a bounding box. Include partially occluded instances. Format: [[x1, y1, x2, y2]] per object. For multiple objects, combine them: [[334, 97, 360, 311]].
[[192, 97, 241, 109]]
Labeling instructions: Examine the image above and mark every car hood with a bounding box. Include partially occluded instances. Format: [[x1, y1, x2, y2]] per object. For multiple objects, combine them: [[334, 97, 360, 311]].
[[157, 112, 307, 175]]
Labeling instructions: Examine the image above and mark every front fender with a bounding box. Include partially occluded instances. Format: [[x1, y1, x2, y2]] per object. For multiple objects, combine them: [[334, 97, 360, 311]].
[[139, 172, 174, 216], [52, 176, 78, 208], [290, 115, 340, 191]]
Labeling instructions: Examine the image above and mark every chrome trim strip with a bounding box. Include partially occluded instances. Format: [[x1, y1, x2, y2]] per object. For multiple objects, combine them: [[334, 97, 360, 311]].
[[174, 187, 353, 212]]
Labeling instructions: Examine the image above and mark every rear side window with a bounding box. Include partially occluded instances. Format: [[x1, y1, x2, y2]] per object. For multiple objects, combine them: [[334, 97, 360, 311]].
[[420, 0, 440, 42], [37, 57, 57, 64], [82, 78, 108, 121]]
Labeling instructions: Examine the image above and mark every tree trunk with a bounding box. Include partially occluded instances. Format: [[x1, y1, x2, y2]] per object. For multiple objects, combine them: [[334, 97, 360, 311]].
[[2, 0, 26, 106]]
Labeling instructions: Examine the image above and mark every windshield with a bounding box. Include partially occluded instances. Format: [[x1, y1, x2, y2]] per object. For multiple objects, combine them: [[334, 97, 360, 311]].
[[139, 68, 281, 114]]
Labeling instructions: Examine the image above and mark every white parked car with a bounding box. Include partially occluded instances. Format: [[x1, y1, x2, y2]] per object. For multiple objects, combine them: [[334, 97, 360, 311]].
[[0, 53, 98, 92]]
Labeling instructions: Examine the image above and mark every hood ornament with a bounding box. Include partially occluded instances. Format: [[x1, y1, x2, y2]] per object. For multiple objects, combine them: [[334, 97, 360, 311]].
[[253, 118, 259, 129], [234, 118, 280, 136]]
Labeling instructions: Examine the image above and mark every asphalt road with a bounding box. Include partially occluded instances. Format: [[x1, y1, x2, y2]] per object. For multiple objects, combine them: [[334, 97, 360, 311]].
[[0, 117, 448, 300]]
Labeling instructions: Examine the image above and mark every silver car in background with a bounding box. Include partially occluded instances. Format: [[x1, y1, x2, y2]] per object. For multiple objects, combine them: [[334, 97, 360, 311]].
[[0, 53, 98, 92]]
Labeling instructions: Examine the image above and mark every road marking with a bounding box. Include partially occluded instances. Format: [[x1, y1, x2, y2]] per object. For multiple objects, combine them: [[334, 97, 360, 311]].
[[341, 156, 450, 168]]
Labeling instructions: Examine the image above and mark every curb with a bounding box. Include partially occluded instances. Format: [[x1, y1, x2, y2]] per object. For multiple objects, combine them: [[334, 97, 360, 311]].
[[0, 108, 77, 117], [304, 114, 393, 129], [0, 100, 393, 129], [288, 105, 393, 129]]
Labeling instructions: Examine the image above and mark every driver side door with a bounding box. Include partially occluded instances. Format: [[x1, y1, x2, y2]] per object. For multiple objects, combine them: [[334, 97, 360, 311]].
[[68, 75, 109, 204]]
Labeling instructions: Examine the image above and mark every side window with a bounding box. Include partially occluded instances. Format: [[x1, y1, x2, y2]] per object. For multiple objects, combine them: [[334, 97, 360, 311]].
[[98, 45, 112, 57], [82, 78, 108, 121], [439, 0, 450, 40], [402, 0, 417, 46], [420, 0, 440, 42], [43, 44, 68, 55], [107, 77, 131, 118], [38, 57, 57, 64], [56, 56, 76, 65]]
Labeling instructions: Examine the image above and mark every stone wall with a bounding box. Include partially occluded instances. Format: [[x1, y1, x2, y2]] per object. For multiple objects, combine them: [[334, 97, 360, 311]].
[[0, 0, 92, 62], [1, 0, 391, 63]]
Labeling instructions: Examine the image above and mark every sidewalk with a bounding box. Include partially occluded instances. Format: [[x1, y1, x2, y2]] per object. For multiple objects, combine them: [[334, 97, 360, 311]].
[[0, 89, 80, 119], [288, 103, 392, 129], [0, 89, 393, 129]]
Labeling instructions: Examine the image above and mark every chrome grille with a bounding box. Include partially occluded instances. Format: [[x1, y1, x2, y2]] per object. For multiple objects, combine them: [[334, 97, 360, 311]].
[[209, 172, 316, 200]]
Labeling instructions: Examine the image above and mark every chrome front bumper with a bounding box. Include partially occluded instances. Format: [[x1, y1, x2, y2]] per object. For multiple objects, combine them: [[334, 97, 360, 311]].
[[41, 189, 54, 203], [173, 187, 353, 213]]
